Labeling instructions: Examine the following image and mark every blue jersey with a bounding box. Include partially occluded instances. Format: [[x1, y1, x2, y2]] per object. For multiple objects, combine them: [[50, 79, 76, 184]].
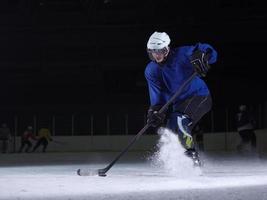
[[144, 43, 217, 106]]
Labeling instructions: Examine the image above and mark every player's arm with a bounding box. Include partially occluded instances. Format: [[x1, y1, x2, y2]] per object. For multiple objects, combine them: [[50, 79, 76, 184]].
[[144, 66, 167, 127]]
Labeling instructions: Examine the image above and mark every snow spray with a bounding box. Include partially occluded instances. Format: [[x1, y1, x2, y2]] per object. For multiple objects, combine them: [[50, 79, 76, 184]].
[[150, 128, 201, 177]]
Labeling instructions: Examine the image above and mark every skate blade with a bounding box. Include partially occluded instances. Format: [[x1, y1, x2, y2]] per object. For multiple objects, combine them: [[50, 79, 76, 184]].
[[193, 160, 203, 167]]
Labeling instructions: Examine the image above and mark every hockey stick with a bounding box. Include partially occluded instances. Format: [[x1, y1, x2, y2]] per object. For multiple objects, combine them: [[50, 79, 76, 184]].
[[77, 72, 198, 177], [52, 140, 67, 145]]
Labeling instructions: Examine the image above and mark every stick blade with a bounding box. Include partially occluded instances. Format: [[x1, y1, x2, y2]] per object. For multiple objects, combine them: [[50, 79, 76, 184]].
[[77, 168, 100, 176]]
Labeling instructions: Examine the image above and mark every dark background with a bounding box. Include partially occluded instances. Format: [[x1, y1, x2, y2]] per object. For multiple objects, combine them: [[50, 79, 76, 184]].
[[1, 0, 267, 114]]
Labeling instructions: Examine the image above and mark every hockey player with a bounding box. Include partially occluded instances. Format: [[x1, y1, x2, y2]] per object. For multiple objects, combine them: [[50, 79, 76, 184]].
[[236, 104, 257, 153], [0, 123, 11, 153], [145, 31, 218, 166], [18, 126, 36, 153], [32, 127, 53, 153]]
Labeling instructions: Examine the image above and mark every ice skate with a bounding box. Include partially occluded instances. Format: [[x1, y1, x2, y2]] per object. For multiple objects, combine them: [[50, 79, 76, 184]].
[[184, 149, 202, 167], [192, 151, 202, 167]]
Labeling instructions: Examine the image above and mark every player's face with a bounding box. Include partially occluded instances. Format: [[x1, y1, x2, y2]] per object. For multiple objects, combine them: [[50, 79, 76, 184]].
[[151, 52, 166, 63]]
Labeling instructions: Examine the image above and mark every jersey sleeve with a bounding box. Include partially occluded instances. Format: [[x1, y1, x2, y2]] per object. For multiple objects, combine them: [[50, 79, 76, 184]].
[[144, 64, 167, 106]]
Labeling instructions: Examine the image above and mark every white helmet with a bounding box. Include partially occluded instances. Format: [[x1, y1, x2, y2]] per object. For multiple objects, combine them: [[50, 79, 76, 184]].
[[239, 105, 247, 111], [147, 31, 171, 50]]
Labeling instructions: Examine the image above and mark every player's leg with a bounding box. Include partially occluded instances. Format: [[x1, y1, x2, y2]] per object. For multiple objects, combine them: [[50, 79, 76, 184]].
[[18, 141, 25, 153], [42, 139, 48, 152], [250, 130, 257, 150], [171, 95, 212, 166], [32, 139, 42, 152], [25, 141, 32, 153]]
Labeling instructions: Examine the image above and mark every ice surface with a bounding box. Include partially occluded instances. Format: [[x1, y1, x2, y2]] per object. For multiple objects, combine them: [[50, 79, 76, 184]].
[[1, 130, 267, 200]]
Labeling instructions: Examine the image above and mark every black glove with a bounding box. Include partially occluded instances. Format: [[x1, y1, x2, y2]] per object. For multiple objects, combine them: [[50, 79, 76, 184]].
[[190, 48, 212, 77], [147, 105, 166, 128]]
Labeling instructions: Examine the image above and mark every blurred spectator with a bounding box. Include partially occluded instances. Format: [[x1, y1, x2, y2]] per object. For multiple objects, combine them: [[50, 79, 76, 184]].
[[32, 127, 53, 153], [0, 123, 11, 153], [235, 105, 257, 153], [18, 126, 36, 153]]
